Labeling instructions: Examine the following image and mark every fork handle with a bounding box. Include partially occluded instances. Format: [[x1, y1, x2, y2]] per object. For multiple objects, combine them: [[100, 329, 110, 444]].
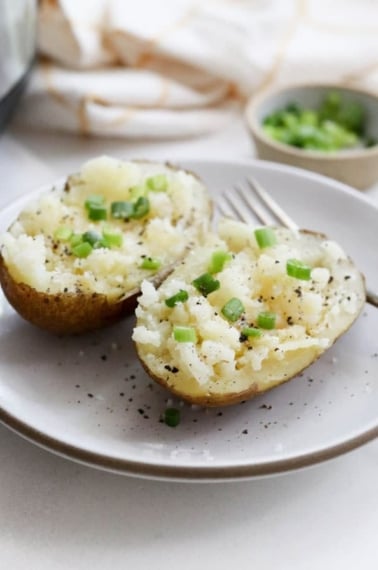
[[367, 289, 378, 308]]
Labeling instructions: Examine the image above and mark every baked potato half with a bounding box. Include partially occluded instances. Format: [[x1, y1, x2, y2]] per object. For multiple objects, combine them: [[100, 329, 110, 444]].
[[0, 157, 212, 334], [133, 219, 366, 406]]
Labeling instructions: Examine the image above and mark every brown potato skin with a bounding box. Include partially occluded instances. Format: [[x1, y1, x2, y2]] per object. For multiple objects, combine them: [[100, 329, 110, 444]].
[[134, 229, 367, 407], [0, 253, 176, 335], [0, 162, 212, 335]]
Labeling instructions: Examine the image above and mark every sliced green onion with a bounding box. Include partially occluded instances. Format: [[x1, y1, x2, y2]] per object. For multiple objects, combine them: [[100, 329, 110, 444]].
[[286, 258, 312, 280], [221, 297, 245, 322], [173, 325, 197, 343], [165, 289, 189, 308], [71, 241, 93, 258], [163, 407, 180, 427], [257, 311, 276, 330], [129, 185, 146, 200], [70, 234, 83, 247], [241, 327, 262, 338], [140, 257, 161, 271], [132, 196, 150, 219], [87, 203, 107, 221], [84, 194, 105, 210], [82, 230, 102, 247], [192, 272, 220, 297], [146, 174, 168, 192], [254, 227, 277, 249], [208, 250, 232, 274], [111, 201, 134, 219], [102, 227, 123, 248], [54, 226, 72, 241]]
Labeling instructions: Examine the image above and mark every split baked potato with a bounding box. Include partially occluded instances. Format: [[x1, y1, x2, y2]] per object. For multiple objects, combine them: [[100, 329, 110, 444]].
[[0, 157, 212, 334], [133, 218, 366, 406]]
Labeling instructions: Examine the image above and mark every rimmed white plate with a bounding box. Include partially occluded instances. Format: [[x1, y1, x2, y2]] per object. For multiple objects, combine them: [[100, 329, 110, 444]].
[[0, 159, 377, 482]]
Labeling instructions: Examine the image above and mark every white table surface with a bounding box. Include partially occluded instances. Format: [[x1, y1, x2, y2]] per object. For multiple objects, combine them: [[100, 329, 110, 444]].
[[1, 117, 377, 570]]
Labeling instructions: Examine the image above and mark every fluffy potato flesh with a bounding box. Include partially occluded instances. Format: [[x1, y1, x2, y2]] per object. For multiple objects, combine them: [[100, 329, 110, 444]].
[[0, 157, 211, 333], [133, 219, 366, 406]]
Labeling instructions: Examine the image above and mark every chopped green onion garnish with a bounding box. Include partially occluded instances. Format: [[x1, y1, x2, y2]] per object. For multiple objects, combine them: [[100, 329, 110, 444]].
[[71, 241, 93, 258], [129, 185, 146, 200], [146, 174, 168, 192], [221, 297, 245, 322], [254, 227, 277, 249], [173, 325, 197, 343], [87, 203, 107, 221], [192, 272, 220, 297], [111, 201, 134, 219], [241, 326, 262, 338], [163, 407, 180, 427], [54, 226, 72, 241], [70, 234, 83, 247], [132, 196, 150, 219], [208, 250, 232, 274], [140, 257, 161, 271], [165, 289, 189, 308], [286, 258, 312, 280], [82, 230, 102, 247], [102, 227, 123, 248], [257, 311, 276, 330], [84, 194, 105, 210]]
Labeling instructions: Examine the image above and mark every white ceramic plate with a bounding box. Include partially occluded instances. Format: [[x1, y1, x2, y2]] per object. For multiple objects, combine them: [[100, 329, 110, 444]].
[[0, 159, 377, 482]]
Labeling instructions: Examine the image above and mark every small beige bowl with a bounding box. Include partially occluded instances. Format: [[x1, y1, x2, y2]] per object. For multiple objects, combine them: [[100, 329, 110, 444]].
[[246, 83, 378, 190]]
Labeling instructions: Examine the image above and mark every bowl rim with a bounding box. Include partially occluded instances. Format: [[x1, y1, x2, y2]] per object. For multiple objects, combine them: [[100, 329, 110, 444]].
[[245, 82, 378, 161]]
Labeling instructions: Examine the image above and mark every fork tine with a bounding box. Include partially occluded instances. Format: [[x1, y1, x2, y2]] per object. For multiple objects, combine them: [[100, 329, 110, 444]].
[[247, 176, 299, 230], [234, 184, 272, 226], [221, 185, 252, 223]]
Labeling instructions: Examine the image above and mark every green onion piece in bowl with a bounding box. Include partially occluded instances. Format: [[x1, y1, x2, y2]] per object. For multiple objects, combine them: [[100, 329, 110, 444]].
[[257, 311, 276, 330], [54, 226, 72, 241], [208, 250, 232, 274], [111, 201, 134, 219], [192, 273, 220, 297], [131, 196, 150, 219], [173, 325, 197, 343], [140, 257, 161, 271], [72, 241, 93, 258], [254, 227, 277, 249], [163, 408, 180, 427], [146, 174, 168, 192], [165, 289, 189, 308], [221, 298, 245, 322], [286, 259, 312, 280]]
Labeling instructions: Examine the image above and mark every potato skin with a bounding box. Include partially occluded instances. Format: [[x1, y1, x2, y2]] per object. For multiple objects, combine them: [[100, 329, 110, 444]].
[[0, 254, 175, 335], [0, 160, 212, 335], [133, 225, 366, 407]]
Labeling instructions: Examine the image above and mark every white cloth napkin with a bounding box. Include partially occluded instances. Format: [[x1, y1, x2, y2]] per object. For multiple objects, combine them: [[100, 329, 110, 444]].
[[16, 0, 378, 139]]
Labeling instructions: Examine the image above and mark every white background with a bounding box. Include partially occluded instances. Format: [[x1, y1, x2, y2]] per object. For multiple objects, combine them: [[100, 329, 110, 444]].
[[0, 116, 377, 569]]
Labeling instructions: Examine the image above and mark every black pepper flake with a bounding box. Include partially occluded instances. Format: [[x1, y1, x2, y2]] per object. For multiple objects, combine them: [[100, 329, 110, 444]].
[[119, 392, 125, 397], [286, 316, 294, 326], [75, 384, 80, 388], [344, 275, 351, 280], [294, 287, 302, 298], [87, 393, 94, 398], [138, 408, 145, 415], [242, 429, 248, 435], [101, 355, 107, 361], [328, 275, 334, 284], [259, 404, 272, 410], [216, 412, 223, 416]]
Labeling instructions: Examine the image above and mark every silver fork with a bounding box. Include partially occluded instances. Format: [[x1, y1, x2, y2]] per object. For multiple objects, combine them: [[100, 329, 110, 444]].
[[218, 176, 378, 308]]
